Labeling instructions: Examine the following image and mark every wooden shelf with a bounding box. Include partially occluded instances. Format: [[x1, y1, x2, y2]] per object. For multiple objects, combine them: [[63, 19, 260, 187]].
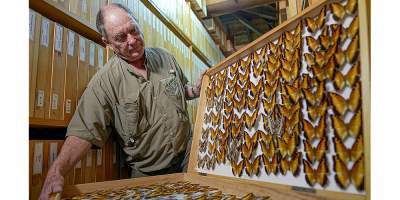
[[29, 0, 105, 46], [29, 117, 69, 128]]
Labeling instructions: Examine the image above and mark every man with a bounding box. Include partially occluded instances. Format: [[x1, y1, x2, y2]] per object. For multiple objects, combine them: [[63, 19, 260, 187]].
[[39, 3, 206, 200]]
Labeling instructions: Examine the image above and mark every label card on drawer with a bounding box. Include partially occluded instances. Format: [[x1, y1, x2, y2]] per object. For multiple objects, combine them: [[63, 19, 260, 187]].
[[96, 149, 102, 166], [52, 94, 58, 109], [38, 90, 44, 107], [82, 0, 87, 13], [76, 160, 81, 169], [86, 150, 92, 167], [68, 31, 75, 56], [29, 10, 36, 41], [113, 142, 117, 164], [40, 18, 50, 47], [79, 36, 86, 61], [89, 43, 95, 66], [66, 99, 71, 114], [49, 142, 58, 168], [54, 24, 63, 52], [98, 47, 104, 69], [33, 142, 44, 175]]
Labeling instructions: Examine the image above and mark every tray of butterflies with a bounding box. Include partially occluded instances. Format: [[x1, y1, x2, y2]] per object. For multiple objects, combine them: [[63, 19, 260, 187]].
[[63, 181, 270, 200], [196, 0, 365, 196]]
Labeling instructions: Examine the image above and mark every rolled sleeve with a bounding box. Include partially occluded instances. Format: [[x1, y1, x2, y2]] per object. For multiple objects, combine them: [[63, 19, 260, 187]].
[[66, 87, 113, 149]]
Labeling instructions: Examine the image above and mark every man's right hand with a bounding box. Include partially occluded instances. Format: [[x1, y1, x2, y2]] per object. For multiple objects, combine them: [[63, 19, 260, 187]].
[[38, 171, 64, 200]]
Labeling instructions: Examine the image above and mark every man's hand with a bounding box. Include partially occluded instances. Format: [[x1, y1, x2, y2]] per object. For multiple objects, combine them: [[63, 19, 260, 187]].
[[193, 69, 207, 96], [38, 171, 64, 200]]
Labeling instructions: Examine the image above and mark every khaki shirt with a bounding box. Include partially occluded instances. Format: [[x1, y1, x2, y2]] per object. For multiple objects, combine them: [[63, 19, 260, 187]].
[[66, 47, 191, 172]]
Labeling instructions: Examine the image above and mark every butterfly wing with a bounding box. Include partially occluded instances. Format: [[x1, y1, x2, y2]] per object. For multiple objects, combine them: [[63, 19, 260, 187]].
[[232, 160, 244, 177], [333, 155, 350, 189], [241, 143, 254, 160], [350, 155, 365, 191], [331, 3, 345, 21], [345, 35, 359, 64], [289, 152, 302, 177], [316, 156, 329, 186]]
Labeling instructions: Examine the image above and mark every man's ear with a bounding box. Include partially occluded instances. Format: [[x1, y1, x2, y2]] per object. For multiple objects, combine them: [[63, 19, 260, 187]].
[[102, 37, 110, 46]]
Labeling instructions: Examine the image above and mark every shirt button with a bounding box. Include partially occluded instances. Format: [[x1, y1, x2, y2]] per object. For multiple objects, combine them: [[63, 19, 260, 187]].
[[153, 97, 157, 100], [130, 138, 135, 143], [163, 114, 167, 117], [170, 132, 174, 136]]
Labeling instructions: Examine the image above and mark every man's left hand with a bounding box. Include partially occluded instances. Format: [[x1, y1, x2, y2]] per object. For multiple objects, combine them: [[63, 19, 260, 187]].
[[193, 69, 207, 96]]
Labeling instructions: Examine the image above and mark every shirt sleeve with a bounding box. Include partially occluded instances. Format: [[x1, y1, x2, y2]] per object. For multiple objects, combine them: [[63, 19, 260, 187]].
[[169, 53, 191, 91], [66, 86, 113, 149]]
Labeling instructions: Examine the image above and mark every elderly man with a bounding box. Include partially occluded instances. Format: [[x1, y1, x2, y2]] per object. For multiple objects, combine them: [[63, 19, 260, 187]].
[[39, 3, 206, 200]]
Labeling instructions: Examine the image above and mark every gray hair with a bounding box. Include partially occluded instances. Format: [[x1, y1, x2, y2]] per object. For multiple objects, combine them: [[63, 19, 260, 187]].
[[96, 3, 139, 41]]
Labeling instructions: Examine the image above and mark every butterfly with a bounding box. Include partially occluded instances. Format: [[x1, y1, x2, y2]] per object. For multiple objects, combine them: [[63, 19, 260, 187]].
[[281, 123, 300, 146], [330, 0, 358, 21], [245, 156, 262, 177], [232, 114, 244, 128], [306, 36, 321, 53], [238, 68, 250, 85], [206, 86, 212, 99], [280, 152, 302, 177], [262, 93, 276, 115], [284, 109, 301, 134], [260, 140, 277, 161], [227, 74, 238, 91], [230, 64, 239, 77], [277, 132, 298, 159], [234, 94, 246, 112], [275, 47, 284, 59], [277, 101, 301, 120], [222, 114, 233, 130], [199, 139, 207, 153], [284, 39, 294, 53], [314, 43, 337, 67], [302, 81, 325, 107], [268, 42, 278, 55], [333, 134, 363, 166], [304, 137, 328, 164], [244, 109, 259, 129], [226, 146, 237, 162], [224, 102, 234, 117], [231, 123, 242, 140], [303, 114, 326, 141], [304, 5, 326, 33], [218, 69, 227, 82], [208, 140, 217, 155], [299, 74, 312, 89], [241, 143, 255, 160], [331, 109, 362, 140], [345, 34, 359, 64], [285, 47, 301, 62], [235, 59, 245, 73], [312, 57, 336, 83], [219, 128, 229, 142], [251, 51, 260, 66], [212, 112, 221, 127], [280, 60, 301, 84], [252, 64, 264, 78], [280, 93, 293, 110], [266, 60, 281, 75], [263, 81, 279, 100], [219, 137, 229, 152], [209, 75, 217, 86], [214, 97, 223, 112], [333, 155, 364, 191], [204, 112, 212, 124], [214, 83, 225, 98], [310, 76, 319, 88], [276, 34, 285, 48], [307, 99, 328, 121], [267, 54, 277, 65], [285, 84, 304, 104], [249, 79, 263, 97], [225, 87, 235, 104], [340, 16, 359, 43], [236, 81, 249, 100], [198, 154, 206, 169], [294, 20, 302, 36], [263, 153, 279, 176], [303, 156, 328, 187], [264, 71, 280, 87], [263, 113, 285, 136], [329, 82, 361, 116], [304, 53, 316, 70], [202, 127, 210, 140], [260, 44, 268, 63], [259, 130, 273, 146], [244, 131, 259, 149], [334, 62, 360, 91], [210, 126, 219, 140], [207, 155, 217, 170]]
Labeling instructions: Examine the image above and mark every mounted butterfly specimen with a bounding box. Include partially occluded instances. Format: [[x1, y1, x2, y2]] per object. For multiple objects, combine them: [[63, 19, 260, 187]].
[[199, 139, 207, 153], [233, 94, 246, 112], [227, 73, 238, 91], [236, 80, 249, 100], [262, 93, 276, 115], [231, 122, 242, 140], [280, 59, 301, 84], [306, 36, 321, 53], [259, 130, 273, 146], [304, 137, 328, 164], [303, 115, 326, 141], [331, 109, 362, 140], [280, 152, 302, 177], [260, 44, 268, 64], [304, 5, 326, 33], [284, 109, 301, 134], [264, 71, 280, 86], [314, 43, 337, 67], [251, 51, 260, 66], [263, 80, 279, 100], [202, 127, 210, 140], [244, 130, 259, 149], [230, 64, 239, 77], [303, 156, 329, 187], [333, 155, 364, 191], [333, 134, 363, 165], [216, 149, 226, 165], [330, 0, 358, 21], [238, 67, 250, 86], [225, 87, 236, 104], [244, 109, 259, 129], [260, 140, 277, 161], [278, 100, 301, 120], [241, 143, 255, 160], [219, 128, 229, 142], [340, 16, 359, 43], [304, 53, 316, 71], [333, 62, 360, 91], [198, 154, 206, 169], [308, 99, 328, 121], [329, 82, 361, 116], [212, 112, 221, 127], [269, 42, 278, 55], [285, 84, 304, 104], [210, 126, 219, 140], [245, 155, 262, 177], [277, 132, 298, 159], [302, 81, 326, 107], [206, 155, 217, 170], [312, 56, 336, 83], [233, 114, 244, 128], [208, 140, 217, 155], [204, 112, 212, 124], [249, 79, 263, 97], [224, 102, 234, 116], [222, 114, 233, 130], [263, 153, 279, 175], [214, 83, 225, 98]]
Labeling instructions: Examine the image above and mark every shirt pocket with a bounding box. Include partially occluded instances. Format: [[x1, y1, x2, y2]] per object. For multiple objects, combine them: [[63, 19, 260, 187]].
[[160, 76, 186, 111]]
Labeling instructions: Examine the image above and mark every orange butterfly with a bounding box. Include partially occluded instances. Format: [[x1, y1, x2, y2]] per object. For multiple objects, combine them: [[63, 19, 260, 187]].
[[209, 74, 217, 86], [239, 59, 247, 72], [340, 16, 359, 43], [280, 60, 301, 83], [306, 36, 321, 53], [210, 126, 219, 140], [277, 34, 285, 48], [222, 114, 233, 130], [302, 81, 325, 107], [304, 53, 315, 70], [244, 109, 259, 129], [294, 20, 302, 36], [303, 156, 328, 187], [293, 33, 302, 49], [245, 53, 253, 69], [334, 62, 359, 91], [233, 114, 244, 128], [267, 54, 277, 65], [214, 83, 225, 98], [259, 130, 273, 146], [231, 159, 244, 177], [278, 102, 301, 120], [227, 74, 238, 91], [333, 134, 363, 165], [252, 64, 263, 78], [277, 132, 298, 159], [264, 71, 280, 86], [285, 47, 301, 62], [331, 109, 362, 140], [275, 47, 283, 59], [206, 86, 212, 99], [314, 43, 337, 67], [330, 0, 358, 21], [249, 79, 263, 97], [216, 149, 226, 165], [241, 143, 255, 160], [244, 131, 259, 149], [214, 97, 223, 112], [218, 69, 227, 84], [251, 51, 260, 66], [280, 93, 293, 110], [345, 34, 359, 64], [263, 153, 279, 175], [236, 81, 248, 100], [247, 94, 260, 111], [212, 112, 221, 127], [312, 57, 336, 83], [299, 74, 311, 89], [266, 60, 281, 75], [208, 140, 217, 155], [285, 84, 304, 104], [262, 93, 276, 115], [260, 140, 276, 161], [310, 76, 319, 88], [224, 102, 234, 116], [303, 115, 326, 141], [333, 155, 364, 191], [230, 64, 239, 77], [280, 152, 302, 177], [281, 123, 300, 145], [245, 156, 262, 177], [202, 127, 210, 140], [199, 139, 207, 153], [231, 123, 242, 139], [263, 81, 279, 100], [233, 94, 246, 111], [238, 68, 250, 85], [284, 109, 301, 134], [225, 87, 235, 104], [304, 137, 328, 164], [307, 99, 328, 121], [268, 42, 278, 55], [219, 136, 228, 151], [284, 39, 294, 53], [304, 5, 326, 33], [329, 82, 361, 116], [260, 44, 268, 63]]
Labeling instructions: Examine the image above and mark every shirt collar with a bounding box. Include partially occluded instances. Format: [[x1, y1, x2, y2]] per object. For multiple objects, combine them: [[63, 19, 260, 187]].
[[119, 47, 149, 76]]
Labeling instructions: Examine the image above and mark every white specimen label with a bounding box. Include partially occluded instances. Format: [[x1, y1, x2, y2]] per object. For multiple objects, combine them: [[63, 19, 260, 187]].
[[52, 94, 58, 109], [113, 142, 117, 164], [98, 47, 104, 69], [68, 31, 75, 56], [40, 18, 50, 47], [33, 142, 44, 175], [89, 43, 95, 66], [66, 99, 71, 114], [49, 142, 58, 168], [54, 24, 63, 52], [96, 149, 102, 165], [37, 90, 44, 107], [82, 0, 87, 13], [79, 36, 86, 61], [76, 160, 81, 169], [29, 10, 36, 41], [86, 150, 92, 167]]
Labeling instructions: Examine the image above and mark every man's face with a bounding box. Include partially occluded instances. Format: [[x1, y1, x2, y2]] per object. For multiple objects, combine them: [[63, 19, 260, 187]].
[[102, 9, 145, 61]]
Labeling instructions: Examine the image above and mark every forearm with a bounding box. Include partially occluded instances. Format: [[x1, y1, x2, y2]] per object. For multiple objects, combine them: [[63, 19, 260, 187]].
[[48, 136, 92, 177], [185, 86, 200, 100]]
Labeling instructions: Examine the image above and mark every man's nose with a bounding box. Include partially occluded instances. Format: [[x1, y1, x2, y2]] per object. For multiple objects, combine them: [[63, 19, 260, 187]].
[[127, 34, 136, 45]]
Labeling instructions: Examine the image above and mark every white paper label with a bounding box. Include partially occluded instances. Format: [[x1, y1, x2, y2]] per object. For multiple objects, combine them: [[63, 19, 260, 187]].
[[96, 149, 102, 166], [33, 142, 44, 175], [79, 37, 86, 61], [113, 142, 117, 164], [38, 90, 44, 107], [29, 10, 36, 41], [82, 0, 87, 13], [52, 94, 58, 109], [54, 24, 63, 52], [98, 47, 104, 69], [66, 99, 71, 114], [75, 160, 81, 169], [40, 18, 50, 47], [49, 142, 58, 168], [89, 43, 95, 66], [68, 31, 75, 56], [86, 150, 92, 167]]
